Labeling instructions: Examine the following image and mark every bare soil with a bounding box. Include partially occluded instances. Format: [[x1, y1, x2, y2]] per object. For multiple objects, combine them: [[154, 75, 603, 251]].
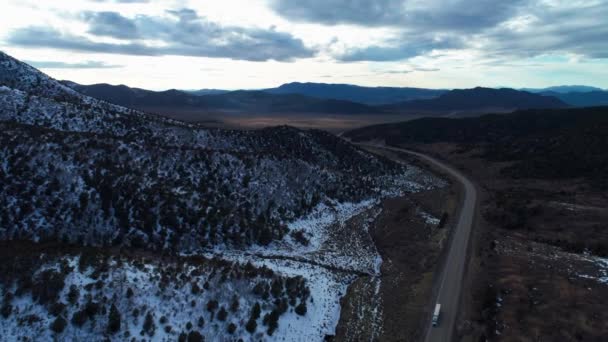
[[403, 143, 608, 341], [334, 158, 460, 341]]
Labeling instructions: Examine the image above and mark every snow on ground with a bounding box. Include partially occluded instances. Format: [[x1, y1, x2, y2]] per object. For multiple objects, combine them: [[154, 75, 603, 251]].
[[269, 198, 379, 255], [208, 251, 355, 341], [578, 254, 608, 284], [196, 168, 446, 340], [0, 254, 316, 342], [498, 237, 608, 286], [418, 210, 440, 226]]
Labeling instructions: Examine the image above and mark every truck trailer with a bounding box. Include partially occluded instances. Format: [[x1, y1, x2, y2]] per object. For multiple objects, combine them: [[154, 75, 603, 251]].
[[432, 303, 441, 327]]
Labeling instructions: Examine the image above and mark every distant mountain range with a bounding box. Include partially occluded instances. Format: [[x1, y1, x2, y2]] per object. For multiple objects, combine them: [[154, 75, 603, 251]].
[[522, 85, 605, 93], [380, 87, 568, 114], [539, 90, 608, 107], [64, 81, 579, 119], [183, 88, 229, 96], [263, 82, 447, 105], [66, 82, 379, 115]]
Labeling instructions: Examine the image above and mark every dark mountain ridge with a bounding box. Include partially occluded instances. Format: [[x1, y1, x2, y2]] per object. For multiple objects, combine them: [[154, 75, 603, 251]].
[[346, 106, 608, 184], [381, 87, 568, 114], [540, 90, 608, 107], [264, 82, 447, 105], [67, 82, 570, 120], [67, 81, 381, 115]]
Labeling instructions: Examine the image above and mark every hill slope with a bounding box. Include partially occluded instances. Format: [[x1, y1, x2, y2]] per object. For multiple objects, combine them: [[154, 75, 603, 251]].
[[1, 51, 422, 250], [381, 87, 568, 115], [540, 90, 608, 107], [346, 106, 608, 183], [264, 82, 446, 105], [0, 51, 444, 340]]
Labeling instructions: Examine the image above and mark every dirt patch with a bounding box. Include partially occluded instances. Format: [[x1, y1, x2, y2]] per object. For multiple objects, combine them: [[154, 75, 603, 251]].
[[334, 276, 383, 341], [335, 178, 460, 341]]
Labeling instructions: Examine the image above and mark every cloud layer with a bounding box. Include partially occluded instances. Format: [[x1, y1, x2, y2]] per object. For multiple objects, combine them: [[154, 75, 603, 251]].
[[24, 60, 122, 69], [270, 0, 608, 62], [8, 8, 315, 62]]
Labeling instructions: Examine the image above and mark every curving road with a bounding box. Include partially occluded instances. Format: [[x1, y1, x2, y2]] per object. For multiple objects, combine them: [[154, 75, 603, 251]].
[[361, 144, 477, 342]]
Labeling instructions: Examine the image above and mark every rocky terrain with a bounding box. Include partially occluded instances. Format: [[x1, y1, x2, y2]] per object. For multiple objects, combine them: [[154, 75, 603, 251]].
[[0, 51, 444, 341]]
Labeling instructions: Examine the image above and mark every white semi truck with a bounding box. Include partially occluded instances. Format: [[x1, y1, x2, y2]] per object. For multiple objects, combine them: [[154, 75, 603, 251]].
[[432, 303, 441, 327]]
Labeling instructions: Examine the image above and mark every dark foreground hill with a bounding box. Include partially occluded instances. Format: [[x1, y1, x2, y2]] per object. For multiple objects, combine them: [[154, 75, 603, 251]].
[[0, 51, 412, 250], [346, 106, 608, 185]]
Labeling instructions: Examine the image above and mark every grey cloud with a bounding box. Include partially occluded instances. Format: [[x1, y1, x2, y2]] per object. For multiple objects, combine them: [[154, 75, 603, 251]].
[[8, 8, 315, 62], [91, 0, 149, 3], [9, 27, 160, 56], [271, 0, 405, 27], [83, 12, 138, 39], [272, 0, 522, 61], [337, 35, 464, 62], [24, 60, 123, 69], [480, 2, 608, 60], [273, 0, 608, 62], [270, 0, 525, 32]]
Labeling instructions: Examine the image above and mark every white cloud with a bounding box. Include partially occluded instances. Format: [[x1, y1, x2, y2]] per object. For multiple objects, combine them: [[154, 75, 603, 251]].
[[0, 0, 606, 89]]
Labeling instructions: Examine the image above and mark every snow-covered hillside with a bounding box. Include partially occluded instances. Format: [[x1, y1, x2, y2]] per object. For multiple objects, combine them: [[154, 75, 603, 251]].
[[0, 248, 314, 341], [0, 51, 445, 340]]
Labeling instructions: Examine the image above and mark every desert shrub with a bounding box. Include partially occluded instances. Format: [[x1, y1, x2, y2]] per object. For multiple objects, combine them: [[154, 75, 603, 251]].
[[438, 213, 448, 228], [295, 302, 307, 316], [187, 331, 204, 342], [251, 302, 261, 320], [246, 318, 257, 333], [217, 307, 227, 321], [263, 310, 280, 336], [227, 323, 237, 334], [49, 301, 66, 316], [84, 301, 100, 319], [50, 316, 67, 333], [270, 279, 283, 298], [197, 316, 205, 328], [142, 312, 155, 337], [279, 297, 290, 313], [1, 303, 12, 318], [206, 300, 218, 312], [107, 304, 121, 334], [291, 230, 309, 246], [32, 269, 65, 305], [230, 295, 239, 312], [191, 282, 201, 295], [71, 309, 88, 326]]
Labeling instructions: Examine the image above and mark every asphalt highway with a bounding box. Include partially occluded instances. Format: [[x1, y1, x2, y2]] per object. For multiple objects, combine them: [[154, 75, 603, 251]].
[[363, 144, 477, 342]]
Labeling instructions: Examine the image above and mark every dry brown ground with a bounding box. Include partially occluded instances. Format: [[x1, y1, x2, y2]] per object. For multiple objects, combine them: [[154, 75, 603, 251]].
[[137, 106, 421, 133], [402, 143, 608, 342], [334, 148, 461, 342]]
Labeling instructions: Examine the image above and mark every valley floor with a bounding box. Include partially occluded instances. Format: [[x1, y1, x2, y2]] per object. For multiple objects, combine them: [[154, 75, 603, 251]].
[[402, 143, 608, 341]]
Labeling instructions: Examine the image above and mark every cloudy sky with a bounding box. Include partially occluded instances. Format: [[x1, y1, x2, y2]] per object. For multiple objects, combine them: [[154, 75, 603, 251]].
[[1, 0, 607, 90]]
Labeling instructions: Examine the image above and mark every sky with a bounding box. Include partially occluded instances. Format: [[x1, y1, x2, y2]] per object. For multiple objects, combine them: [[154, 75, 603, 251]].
[[1, 0, 607, 90]]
